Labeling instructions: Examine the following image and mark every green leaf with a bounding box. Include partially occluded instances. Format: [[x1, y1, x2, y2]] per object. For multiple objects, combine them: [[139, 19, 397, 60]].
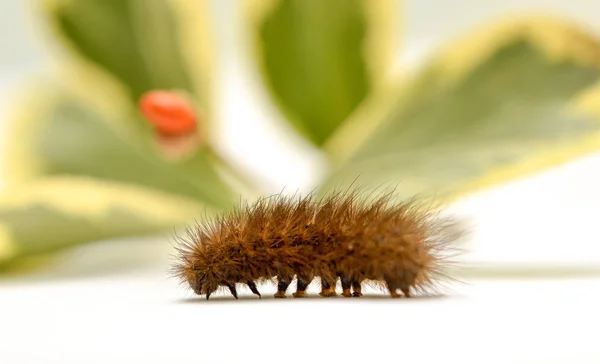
[[244, 0, 398, 145], [0, 176, 206, 269], [42, 0, 214, 110], [321, 18, 600, 202], [3, 87, 237, 209]]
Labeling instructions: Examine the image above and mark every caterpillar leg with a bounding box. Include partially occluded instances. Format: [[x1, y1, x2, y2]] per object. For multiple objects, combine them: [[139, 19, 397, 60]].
[[340, 276, 352, 297], [351, 279, 363, 297], [223, 282, 238, 299], [274, 277, 291, 298], [293, 276, 313, 298], [201, 285, 216, 300], [386, 281, 401, 298], [385, 280, 410, 298], [319, 278, 337, 297], [401, 286, 411, 298], [247, 281, 261, 298]]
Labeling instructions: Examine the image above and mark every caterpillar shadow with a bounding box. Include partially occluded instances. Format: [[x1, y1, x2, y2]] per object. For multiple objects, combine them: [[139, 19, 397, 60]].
[[176, 293, 453, 304]]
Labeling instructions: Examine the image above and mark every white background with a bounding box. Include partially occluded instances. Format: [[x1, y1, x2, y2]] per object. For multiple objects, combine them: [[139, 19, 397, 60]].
[[2, 1, 600, 363]]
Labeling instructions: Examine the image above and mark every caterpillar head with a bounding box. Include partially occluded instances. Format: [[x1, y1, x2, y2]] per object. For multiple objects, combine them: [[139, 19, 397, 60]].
[[188, 273, 203, 295], [173, 257, 219, 299], [188, 269, 220, 299]]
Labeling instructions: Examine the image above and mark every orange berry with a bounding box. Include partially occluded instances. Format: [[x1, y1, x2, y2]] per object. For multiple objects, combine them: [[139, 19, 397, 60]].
[[139, 90, 197, 136]]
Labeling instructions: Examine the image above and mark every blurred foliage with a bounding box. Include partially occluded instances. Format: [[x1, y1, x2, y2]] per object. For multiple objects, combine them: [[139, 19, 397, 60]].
[[7, 86, 236, 207], [0, 176, 204, 270], [244, 0, 397, 145], [2, 0, 600, 271], [321, 21, 600, 201], [46, 0, 212, 111]]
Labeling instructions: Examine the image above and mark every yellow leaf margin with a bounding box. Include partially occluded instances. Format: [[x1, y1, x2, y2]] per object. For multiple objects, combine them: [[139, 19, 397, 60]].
[[0, 176, 207, 265], [1, 85, 54, 184]]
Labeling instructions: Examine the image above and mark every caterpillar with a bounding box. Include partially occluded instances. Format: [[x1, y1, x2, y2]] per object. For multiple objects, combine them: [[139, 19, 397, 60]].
[[173, 188, 460, 299]]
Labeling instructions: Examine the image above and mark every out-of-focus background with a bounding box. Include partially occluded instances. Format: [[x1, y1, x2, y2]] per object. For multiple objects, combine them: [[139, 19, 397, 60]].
[[2, 1, 600, 363]]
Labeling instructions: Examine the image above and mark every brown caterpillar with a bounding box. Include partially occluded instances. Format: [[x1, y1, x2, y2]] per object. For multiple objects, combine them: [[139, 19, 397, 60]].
[[173, 188, 459, 299]]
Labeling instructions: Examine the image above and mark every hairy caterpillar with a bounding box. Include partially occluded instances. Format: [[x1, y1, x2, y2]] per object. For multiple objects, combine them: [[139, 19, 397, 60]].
[[173, 188, 459, 299]]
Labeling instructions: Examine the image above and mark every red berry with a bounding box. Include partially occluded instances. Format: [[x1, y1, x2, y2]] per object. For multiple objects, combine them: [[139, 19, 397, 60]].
[[139, 90, 197, 136]]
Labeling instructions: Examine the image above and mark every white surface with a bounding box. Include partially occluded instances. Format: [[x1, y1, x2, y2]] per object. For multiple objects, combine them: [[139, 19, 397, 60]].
[[1, 271, 599, 364]]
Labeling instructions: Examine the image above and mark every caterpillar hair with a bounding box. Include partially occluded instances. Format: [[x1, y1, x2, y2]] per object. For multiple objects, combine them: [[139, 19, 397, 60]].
[[172, 187, 461, 299]]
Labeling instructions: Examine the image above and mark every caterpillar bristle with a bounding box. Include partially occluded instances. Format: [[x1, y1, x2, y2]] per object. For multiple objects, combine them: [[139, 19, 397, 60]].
[[172, 187, 462, 300]]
